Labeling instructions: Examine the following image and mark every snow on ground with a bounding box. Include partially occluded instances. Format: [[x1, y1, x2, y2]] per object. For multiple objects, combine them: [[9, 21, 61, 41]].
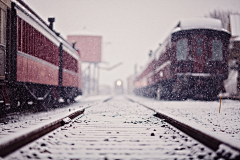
[[6, 96, 217, 160], [127, 94, 240, 149], [1, 94, 239, 154], [0, 95, 111, 145]]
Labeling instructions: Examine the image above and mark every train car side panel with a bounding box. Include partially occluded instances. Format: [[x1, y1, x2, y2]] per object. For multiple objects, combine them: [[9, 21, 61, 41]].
[[155, 61, 171, 82], [0, 0, 10, 81], [62, 71, 78, 88], [61, 44, 80, 88], [15, 9, 61, 86], [17, 52, 59, 86], [16, 53, 27, 82]]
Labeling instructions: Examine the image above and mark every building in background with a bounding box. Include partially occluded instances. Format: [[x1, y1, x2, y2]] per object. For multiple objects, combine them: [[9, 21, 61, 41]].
[[67, 35, 102, 95], [67, 35, 102, 63]]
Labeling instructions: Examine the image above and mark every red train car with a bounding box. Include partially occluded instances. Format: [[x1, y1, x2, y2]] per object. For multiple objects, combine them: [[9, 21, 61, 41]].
[[0, 0, 82, 112], [134, 18, 231, 100]]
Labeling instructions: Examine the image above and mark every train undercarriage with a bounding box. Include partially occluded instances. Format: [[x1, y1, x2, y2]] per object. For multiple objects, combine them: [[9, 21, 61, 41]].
[[134, 76, 225, 101], [0, 82, 82, 114]]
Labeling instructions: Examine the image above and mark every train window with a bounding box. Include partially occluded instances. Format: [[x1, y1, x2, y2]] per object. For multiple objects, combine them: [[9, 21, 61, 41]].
[[196, 38, 203, 46], [196, 47, 203, 56], [177, 39, 188, 61], [212, 40, 223, 61], [196, 38, 203, 56], [0, 9, 6, 45]]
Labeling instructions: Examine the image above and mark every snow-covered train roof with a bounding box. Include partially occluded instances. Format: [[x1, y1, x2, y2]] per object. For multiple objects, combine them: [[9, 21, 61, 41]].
[[173, 18, 230, 34]]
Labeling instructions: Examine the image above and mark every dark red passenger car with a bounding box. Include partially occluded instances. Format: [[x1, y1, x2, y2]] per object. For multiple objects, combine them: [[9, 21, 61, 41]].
[[0, 0, 82, 112], [134, 18, 231, 100]]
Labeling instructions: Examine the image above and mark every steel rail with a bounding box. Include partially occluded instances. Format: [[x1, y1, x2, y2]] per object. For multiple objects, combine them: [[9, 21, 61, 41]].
[[126, 97, 240, 159], [0, 96, 112, 158], [0, 109, 84, 158]]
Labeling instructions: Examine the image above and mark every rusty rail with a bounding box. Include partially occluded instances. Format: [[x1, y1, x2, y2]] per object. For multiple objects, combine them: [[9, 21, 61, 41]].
[[126, 97, 240, 159], [0, 109, 84, 158]]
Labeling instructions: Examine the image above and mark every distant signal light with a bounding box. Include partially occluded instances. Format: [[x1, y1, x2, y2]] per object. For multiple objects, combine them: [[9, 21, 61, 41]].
[[116, 80, 122, 86]]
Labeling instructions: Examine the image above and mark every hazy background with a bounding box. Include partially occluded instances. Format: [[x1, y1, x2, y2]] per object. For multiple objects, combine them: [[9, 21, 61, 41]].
[[23, 0, 240, 91]]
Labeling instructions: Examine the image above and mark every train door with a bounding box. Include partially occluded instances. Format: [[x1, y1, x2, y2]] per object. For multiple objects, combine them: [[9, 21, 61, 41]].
[[0, 0, 8, 80], [192, 35, 207, 73]]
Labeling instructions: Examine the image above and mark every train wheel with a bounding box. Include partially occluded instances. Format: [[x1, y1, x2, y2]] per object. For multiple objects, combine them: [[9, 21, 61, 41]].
[[70, 97, 75, 103], [0, 103, 7, 118], [205, 88, 219, 101], [171, 82, 187, 100], [64, 98, 71, 105], [43, 92, 56, 108], [180, 90, 188, 100]]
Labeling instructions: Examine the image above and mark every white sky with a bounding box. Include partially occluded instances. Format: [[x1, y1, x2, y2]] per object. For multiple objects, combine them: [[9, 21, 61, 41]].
[[23, 0, 240, 90]]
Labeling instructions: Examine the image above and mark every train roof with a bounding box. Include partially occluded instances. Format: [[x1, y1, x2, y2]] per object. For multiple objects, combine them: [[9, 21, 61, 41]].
[[12, 0, 80, 60], [173, 18, 230, 34]]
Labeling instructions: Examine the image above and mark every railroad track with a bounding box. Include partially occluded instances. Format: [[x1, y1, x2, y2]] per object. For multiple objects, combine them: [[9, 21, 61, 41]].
[[0, 109, 85, 158], [0, 96, 111, 158], [1, 96, 240, 159], [127, 97, 240, 160]]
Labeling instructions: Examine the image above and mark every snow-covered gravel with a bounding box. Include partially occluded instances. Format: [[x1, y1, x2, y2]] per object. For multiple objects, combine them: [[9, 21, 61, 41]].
[[1, 94, 239, 158], [127, 95, 240, 150], [0, 95, 111, 146], [5, 96, 216, 160]]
